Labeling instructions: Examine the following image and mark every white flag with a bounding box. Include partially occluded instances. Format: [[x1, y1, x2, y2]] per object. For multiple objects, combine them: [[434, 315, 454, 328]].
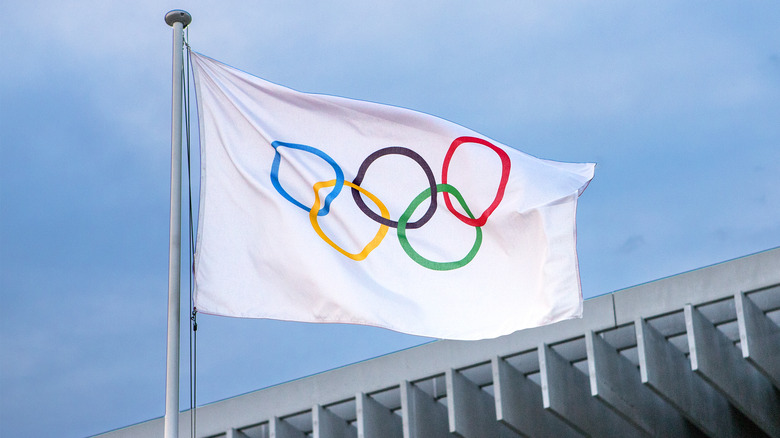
[[191, 51, 594, 340]]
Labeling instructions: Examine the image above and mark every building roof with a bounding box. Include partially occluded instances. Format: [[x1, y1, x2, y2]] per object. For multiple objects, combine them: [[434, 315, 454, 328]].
[[98, 247, 780, 437]]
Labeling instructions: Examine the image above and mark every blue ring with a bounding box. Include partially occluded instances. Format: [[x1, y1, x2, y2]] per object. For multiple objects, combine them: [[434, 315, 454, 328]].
[[270, 141, 344, 216]]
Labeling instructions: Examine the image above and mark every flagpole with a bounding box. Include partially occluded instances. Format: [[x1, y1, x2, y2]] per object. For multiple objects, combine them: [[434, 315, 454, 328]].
[[164, 9, 191, 438]]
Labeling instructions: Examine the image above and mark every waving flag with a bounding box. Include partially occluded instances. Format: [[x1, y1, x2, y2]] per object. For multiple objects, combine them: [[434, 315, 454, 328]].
[[190, 52, 594, 340]]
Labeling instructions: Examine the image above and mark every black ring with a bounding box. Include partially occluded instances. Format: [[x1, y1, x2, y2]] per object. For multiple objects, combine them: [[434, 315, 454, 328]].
[[351, 147, 438, 229]]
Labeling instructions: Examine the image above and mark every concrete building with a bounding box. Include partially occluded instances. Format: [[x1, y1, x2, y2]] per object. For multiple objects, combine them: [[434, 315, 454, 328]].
[[99, 248, 780, 437]]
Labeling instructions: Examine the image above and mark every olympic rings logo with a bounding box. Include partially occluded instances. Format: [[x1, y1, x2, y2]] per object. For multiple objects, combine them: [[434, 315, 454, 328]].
[[269, 136, 511, 271]]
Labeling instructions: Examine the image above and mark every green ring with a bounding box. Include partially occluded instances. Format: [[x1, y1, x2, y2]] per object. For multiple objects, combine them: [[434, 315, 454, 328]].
[[397, 183, 482, 271]]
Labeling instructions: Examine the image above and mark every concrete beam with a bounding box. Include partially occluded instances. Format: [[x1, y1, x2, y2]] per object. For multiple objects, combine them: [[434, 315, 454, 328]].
[[492, 357, 580, 437], [400, 381, 451, 438], [614, 248, 780, 325], [313, 405, 356, 438], [539, 343, 642, 437], [736, 292, 780, 388], [686, 304, 780, 437]]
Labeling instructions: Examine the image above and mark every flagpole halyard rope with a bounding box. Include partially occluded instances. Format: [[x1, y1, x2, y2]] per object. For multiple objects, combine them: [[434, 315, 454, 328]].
[[183, 40, 199, 438]]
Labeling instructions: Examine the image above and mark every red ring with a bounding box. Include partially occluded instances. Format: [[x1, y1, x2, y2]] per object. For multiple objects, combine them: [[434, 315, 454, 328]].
[[441, 136, 511, 227]]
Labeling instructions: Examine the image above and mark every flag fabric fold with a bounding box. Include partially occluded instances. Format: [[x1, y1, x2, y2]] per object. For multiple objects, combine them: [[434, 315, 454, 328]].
[[191, 51, 595, 340]]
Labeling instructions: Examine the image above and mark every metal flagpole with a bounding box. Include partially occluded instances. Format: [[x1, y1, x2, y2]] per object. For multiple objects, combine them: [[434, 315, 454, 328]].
[[164, 9, 191, 438]]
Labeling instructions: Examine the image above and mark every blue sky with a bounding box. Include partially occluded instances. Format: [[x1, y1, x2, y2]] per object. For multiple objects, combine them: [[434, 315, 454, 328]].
[[1, 2, 779, 436]]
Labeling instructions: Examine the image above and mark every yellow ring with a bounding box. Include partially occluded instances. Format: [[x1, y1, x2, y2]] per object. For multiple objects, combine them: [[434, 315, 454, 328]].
[[310, 180, 390, 261]]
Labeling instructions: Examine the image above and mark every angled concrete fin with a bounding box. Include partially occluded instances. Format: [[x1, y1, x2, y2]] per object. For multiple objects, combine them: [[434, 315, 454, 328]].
[[636, 317, 760, 438], [539, 343, 643, 437], [313, 405, 357, 438], [736, 292, 780, 388], [270, 417, 306, 438], [686, 304, 780, 437], [586, 331, 696, 436], [446, 368, 518, 438], [227, 428, 252, 438], [400, 380, 452, 438], [492, 356, 581, 437], [357, 393, 402, 438]]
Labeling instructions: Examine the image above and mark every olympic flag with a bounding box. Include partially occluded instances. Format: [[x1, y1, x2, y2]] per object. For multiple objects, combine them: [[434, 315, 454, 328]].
[[190, 52, 595, 340]]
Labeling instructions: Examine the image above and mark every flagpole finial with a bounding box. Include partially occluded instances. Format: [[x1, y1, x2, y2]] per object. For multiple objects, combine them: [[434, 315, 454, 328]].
[[165, 10, 192, 28]]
